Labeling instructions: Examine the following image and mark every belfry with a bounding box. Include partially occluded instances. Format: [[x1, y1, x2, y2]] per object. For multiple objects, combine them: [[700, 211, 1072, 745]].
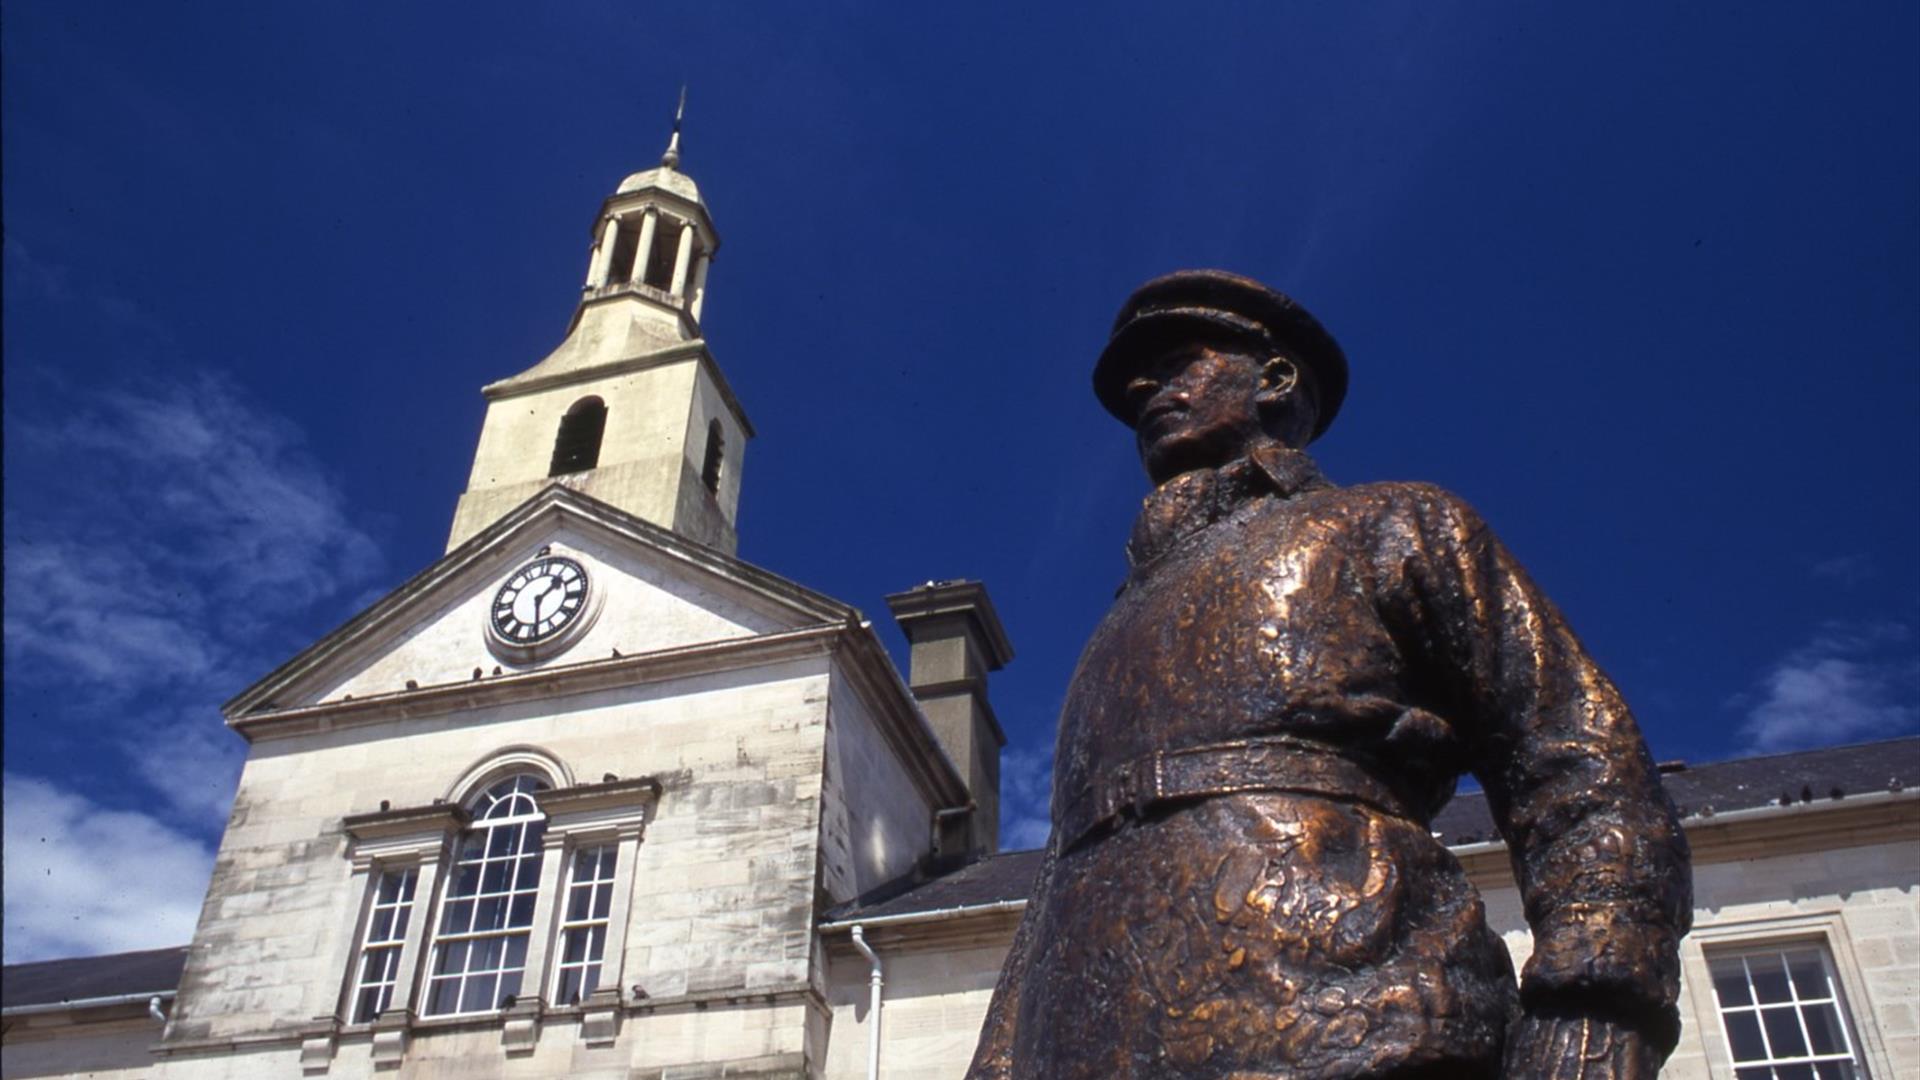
[[448, 103, 748, 555]]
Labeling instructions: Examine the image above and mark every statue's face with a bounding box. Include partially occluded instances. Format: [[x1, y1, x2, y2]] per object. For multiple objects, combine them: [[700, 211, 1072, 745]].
[[1126, 345, 1269, 484]]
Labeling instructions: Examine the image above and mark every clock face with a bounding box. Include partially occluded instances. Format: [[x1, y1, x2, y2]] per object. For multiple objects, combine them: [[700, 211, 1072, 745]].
[[490, 556, 590, 645]]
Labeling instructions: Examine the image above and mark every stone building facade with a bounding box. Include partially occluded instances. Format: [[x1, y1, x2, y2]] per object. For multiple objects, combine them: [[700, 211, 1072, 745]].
[[4, 142, 1916, 1080]]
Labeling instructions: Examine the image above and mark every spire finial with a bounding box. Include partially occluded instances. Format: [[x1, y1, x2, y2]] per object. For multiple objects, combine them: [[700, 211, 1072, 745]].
[[661, 85, 686, 169]]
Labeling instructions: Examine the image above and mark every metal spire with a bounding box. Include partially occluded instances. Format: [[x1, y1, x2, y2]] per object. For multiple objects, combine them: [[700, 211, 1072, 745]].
[[661, 86, 686, 170]]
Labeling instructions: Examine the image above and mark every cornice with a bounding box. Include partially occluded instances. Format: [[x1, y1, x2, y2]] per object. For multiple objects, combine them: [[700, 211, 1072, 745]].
[[224, 486, 847, 719], [230, 624, 844, 743], [829, 621, 973, 809]]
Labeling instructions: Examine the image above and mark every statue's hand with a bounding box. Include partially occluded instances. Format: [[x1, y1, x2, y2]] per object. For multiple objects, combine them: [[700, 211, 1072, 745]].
[[1502, 1010, 1662, 1080]]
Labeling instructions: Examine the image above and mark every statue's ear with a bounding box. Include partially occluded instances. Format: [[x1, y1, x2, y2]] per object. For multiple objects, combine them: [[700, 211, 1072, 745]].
[[1254, 356, 1319, 446], [1259, 355, 1300, 396]]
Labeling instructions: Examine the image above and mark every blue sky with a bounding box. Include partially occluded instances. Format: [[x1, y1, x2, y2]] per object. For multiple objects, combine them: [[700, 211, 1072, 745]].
[[4, 3, 1916, 963]]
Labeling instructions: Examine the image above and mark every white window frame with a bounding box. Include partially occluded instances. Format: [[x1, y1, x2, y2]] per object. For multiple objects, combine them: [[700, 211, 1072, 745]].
[[1684, 910, 1894, 1080], [1706, 943, 1868, 1077], [349, 866, 420, 1024], [421, 774, 553, 1018], [551, 843, 619, 1006], [313, 766, 658, 1069]]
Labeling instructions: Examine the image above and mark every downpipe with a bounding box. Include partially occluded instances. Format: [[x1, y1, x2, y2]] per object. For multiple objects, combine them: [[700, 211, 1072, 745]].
[[849, 924, 883, 1080]]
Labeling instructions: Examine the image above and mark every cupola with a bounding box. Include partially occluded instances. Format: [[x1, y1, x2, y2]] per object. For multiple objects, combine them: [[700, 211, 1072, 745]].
[[446, 96, 753, 556]]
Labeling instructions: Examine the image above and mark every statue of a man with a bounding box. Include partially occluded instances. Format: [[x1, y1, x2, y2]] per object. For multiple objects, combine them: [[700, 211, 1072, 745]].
[[966, 271, 1692, 1079]]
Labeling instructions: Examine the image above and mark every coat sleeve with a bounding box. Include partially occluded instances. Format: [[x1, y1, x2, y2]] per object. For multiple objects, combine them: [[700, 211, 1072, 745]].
[[1391, 487, 1692, 1051]]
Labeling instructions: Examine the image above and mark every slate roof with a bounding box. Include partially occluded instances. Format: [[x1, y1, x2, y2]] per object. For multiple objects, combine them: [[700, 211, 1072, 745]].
[[822, 848, 1046, 924], [1430, 734, 1920, 846], [1, 945, 187, 1010], [827, 735, 1920, 923]]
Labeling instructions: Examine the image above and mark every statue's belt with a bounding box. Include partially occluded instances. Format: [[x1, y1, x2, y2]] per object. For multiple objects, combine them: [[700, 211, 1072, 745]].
[[1059, 736, 1420, 852]]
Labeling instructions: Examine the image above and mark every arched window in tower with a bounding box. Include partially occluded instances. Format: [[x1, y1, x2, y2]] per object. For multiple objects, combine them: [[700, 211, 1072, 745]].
[[549, 397, 607, 477], [422, 774, 550, 1016], [701, 419, 724, 495]]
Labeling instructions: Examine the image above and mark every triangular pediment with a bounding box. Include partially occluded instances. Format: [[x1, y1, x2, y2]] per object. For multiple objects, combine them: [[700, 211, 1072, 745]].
[[225, 486, 852, 718]]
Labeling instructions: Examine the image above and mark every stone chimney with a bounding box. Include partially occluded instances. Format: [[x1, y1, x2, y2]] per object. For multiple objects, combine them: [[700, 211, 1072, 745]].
[[885, 580, 1014, 857]]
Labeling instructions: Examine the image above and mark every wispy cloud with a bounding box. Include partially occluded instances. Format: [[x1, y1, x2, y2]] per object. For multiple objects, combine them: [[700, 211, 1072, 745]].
[[2, 773, 215, 963], [5, 371, 383, 820], [1734, 622, 1919, 755], [1810, 554, 1874, 587], [999, 743, 1054, 851]]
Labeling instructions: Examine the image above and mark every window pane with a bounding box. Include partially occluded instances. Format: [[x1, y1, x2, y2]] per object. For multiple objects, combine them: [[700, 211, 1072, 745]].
[[1804, 1001, 1848, 1056], [451, 861, 481, 895], [461, 973, 498, 1014], [470, 935, 504, 973], [515, 856, 541, 890], [1726, 1010, 1767, 1061], [593, 882, 613, 920], [440, 899, 473, 934], [428, 977, 460, 1015], [1787, 952, 1829, 1001], [1814, 1061, 1856, 1080], [568, 884, 593, 922], [589, 924, 607, 958], [474, 896, 504, 932], [509, 893, 535, 927], [558, 968, 582, 1007], [435, 939, 469, 975], [499, 968, 524, 1003], [563, 929, 589, 963], [399, 870, 418, 901], [505, 934, 528, 971], [370, 908, 395, 942], [482, 860, 510, 893], [1734, 1068, 1771, 1080], [377, 873, 403, 903], [1775, 1065, 1814, 1080], [1713, 960, 1754, 1007], [488, 827, 517, 858], [1749, 954, 1791, 1004], [355, 986, 383, 1024], [391, 907, 411, 938], [582, 961, 601, 996], [1761, 1006, 1808, 1058]]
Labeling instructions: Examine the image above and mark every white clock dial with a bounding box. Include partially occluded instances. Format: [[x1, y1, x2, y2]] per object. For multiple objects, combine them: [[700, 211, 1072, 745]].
[[490, 556, 589, 645]]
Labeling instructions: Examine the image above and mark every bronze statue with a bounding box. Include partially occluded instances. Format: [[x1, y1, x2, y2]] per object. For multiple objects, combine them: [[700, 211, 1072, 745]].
[[966, 271, 1691, 1079]]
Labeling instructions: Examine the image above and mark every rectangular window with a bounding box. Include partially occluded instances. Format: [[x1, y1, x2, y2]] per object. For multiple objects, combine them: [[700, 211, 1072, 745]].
[[1708, 944, 1869, 1079], [551, 845, 617, 1006], [423, 811, 546, 1016], [350, 868, 418, 1024]]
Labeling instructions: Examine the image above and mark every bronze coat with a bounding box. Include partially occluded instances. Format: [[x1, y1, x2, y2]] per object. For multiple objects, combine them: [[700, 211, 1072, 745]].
[[966, 446, 1691, 1079]]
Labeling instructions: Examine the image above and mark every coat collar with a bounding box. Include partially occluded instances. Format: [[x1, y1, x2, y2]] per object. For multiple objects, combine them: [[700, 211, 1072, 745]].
[[1125, 444, 1330, 571]]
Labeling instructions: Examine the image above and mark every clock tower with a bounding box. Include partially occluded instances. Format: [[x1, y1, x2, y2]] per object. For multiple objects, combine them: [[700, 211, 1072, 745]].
[[446, 113, 751, 555]]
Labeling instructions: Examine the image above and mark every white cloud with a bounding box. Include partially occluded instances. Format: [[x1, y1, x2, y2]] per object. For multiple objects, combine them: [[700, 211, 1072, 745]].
[[999, 744, 1054, 851], [5, 372, 382, 827], [2, 773, 215, 963], [1736, 623, 1919, 755]]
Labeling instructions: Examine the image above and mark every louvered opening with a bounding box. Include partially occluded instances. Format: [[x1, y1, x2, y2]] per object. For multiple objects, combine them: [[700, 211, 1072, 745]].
[[549, 398, 607, 476]]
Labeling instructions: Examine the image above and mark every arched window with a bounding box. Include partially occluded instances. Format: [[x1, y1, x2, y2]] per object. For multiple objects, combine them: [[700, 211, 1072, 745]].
[[641, 222, 680, 290], [549, 397, 607, 477], [700, 418, 724, 495], [423, 774, 549, 1016]]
